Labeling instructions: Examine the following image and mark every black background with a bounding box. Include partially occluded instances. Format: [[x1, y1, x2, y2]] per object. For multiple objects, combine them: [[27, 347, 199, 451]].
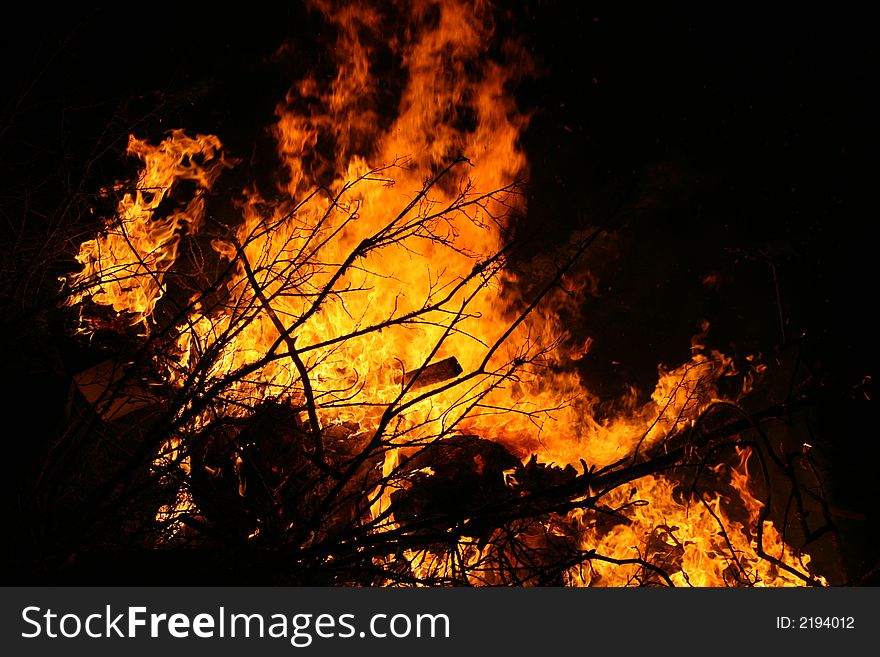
[[1, 3, 876, 582]]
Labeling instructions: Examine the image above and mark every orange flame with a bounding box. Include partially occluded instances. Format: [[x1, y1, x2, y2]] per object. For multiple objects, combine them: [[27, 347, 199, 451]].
[[64, 130, 229, 328], [570, 447, 821, 587], [64, 0, 822, 586]]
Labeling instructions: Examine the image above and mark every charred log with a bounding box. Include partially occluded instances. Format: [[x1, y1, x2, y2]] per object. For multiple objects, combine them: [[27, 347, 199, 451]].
[[399, 356, 463, 390]]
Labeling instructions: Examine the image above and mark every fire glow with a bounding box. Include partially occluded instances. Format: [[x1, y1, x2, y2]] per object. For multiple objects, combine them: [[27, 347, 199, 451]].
[[62, 0, 825, 586]]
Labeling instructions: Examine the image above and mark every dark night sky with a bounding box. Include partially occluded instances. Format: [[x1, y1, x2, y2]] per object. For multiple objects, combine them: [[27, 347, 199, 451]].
[[1, 3, 876, 578]]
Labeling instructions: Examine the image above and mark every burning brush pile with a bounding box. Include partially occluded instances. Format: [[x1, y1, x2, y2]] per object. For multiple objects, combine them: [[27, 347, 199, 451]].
[[44, 0, 833, 586]]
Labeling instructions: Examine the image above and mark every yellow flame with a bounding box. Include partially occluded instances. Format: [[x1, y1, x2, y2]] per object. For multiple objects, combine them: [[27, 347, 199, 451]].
[[65, 0, 821, 586], [64, 130, 229, 327]]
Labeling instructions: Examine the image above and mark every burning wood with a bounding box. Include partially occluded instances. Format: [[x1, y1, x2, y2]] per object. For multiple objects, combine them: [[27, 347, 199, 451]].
[[38, 0, 834, 587], [399, 357, 463, 390]]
